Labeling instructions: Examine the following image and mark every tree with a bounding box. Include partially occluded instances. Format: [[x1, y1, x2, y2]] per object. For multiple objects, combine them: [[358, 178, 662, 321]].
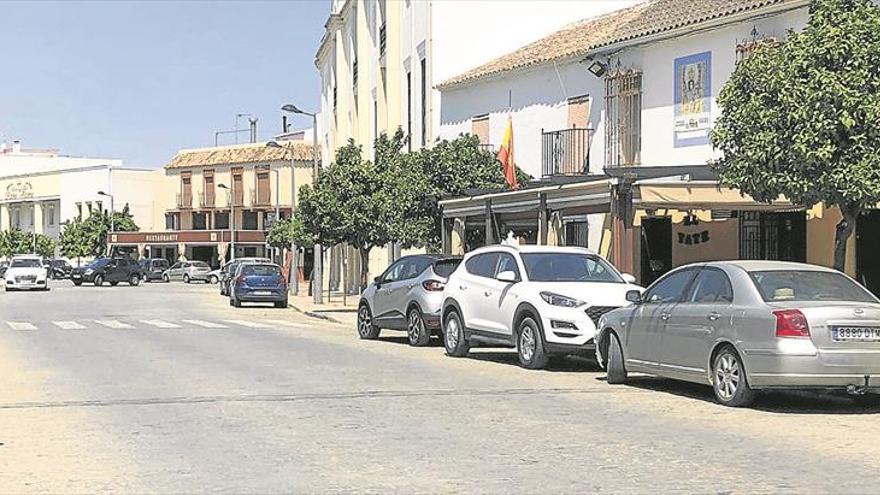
[[59, 205, 140, 260], [34, 234, 56, 258], [711, 0, 880, 271], [0, 229, 34, 258], [59, 217, 93, 265]]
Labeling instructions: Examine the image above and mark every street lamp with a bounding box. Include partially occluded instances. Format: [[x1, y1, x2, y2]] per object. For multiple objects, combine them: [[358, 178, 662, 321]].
[[97, 190, 115, 233], [281, 103, 321, 304], [218, 183, 235, 261], [266, 140, 299, 295]]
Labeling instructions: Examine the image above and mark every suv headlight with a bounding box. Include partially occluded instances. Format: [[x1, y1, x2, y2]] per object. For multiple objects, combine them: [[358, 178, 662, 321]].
[[540, 292, 585, 308]]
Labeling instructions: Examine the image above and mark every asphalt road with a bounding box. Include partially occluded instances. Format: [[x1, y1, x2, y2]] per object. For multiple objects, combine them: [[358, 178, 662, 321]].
[[1, 280, 879, 493]]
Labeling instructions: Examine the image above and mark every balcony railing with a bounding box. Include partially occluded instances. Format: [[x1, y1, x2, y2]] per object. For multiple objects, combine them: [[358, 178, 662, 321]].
[[198, 192, 215, 208], [176, 193, 192, 209], [250, 188, 271, 207], [379, 23, 387, 56], [541, 127, 593, 177]]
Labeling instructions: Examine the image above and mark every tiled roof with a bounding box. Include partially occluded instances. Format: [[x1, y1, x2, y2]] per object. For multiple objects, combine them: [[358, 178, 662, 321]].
[[438, 0, 798, 89], [164, 141, 318, 170]]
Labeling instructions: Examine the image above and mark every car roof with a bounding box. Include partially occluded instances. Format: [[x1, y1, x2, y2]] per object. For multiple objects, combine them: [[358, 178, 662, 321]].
[[693, 260, 837, 273], [465, 244, 598, 256]]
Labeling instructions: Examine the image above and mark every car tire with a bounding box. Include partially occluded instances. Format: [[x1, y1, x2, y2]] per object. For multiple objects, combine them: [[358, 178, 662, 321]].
[[183, 274, 191, 284], [208, 275, 218, 284], [142, 273, 148, 282], [228, 297, 235, 307], [129, 274, 140, 286], [443, 310, 470, 357], [94, 275, 104, 287], [517, 316, 550, 370], [407, 307, 431, 347], [712, 346, 756, 408], [233, 297, 242, 308], [274, 299, 288, 309], [605, 332, 628, 385], [73, 281, 82, 287], [220, 284, 227, 296], [357, 303, 381, 340], [163, 274, 170, 283]]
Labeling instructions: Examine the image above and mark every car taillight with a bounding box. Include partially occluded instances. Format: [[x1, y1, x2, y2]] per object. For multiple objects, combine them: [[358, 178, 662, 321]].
[[422, 279, 445, 291], [774, 309, 811, 338]]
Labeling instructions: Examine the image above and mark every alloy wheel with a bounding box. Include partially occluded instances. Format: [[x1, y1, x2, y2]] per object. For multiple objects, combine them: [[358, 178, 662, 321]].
[[358, 307, 372, 338], [714, 353, 741, 401], [519, 325, 536, 362], [445, 317, 459, 349], [408, 311, 424, 344]]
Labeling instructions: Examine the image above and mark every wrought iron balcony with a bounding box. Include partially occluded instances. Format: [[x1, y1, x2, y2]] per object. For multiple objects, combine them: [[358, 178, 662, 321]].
[[250, 188, 271, 207], [176, 193, 192, 209], [198, 192, 215, 208], [542, 127, 593, 177]]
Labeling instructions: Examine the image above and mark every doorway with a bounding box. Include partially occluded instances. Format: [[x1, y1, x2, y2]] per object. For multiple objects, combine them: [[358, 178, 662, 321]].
[[857, 210, 880, 295], [640, 217, 672, 286]]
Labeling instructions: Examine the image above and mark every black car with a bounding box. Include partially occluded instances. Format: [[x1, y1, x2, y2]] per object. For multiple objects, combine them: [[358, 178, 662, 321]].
[[139, 258, 171, 282], [71, 257, 142, 287], [0, 260, 8, 278], [49, 259, 73, 279], [229, 263, 288, 308]]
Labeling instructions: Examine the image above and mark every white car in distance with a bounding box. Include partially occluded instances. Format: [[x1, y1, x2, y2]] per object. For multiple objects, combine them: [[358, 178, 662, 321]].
[[441, 245, 643, 369], [4, 255, 50, 291]]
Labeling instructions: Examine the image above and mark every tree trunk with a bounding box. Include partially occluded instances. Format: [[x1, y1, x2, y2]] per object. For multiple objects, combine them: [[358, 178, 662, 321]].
[[833, 207, 859, 272], [359, 246, 371, 293]]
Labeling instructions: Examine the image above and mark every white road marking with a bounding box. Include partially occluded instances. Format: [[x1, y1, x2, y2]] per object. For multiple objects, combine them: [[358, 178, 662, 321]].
[[261, 319, 308, 328], [94, 320, 134, 329], [223, 320, 270, 328], [141, 319, 181, 329], [181, 319, 227, 328], [7, 321, 36, 330], [53, 321, 86, 330]]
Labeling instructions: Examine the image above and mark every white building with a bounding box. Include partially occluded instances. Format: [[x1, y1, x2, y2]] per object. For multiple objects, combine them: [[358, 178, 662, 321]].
[[0, 140, 164, 253]]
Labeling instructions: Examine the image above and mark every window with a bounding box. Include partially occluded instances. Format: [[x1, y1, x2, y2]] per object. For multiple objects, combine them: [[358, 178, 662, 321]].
[[567, 94, 591, 128], [215, 212, 230, 229], [75, 202, 82, 220], [192, 212, 207, 230], [687, 268, 733, 303], [402, 257, 433, 280], [644, 268, 697, 304], [496, 253, 520, 279], [605, 70, 642, 167], [95, 201, 103, 215], [242, 264, 282, 277], [242, 210, 258, 230], [521, 253, 622, 283], [432, 258, 461, 278], [471, 114, 490, 145], [165, 213, 179, 230], [749, 270, 877, 303], [382, 260, 407, 283], [465, 252, 500, 278], [420, 57, 427, 147]]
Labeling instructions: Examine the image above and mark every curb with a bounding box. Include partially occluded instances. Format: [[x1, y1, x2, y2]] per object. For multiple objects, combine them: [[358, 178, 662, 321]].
[[288, 303, 347, 325]]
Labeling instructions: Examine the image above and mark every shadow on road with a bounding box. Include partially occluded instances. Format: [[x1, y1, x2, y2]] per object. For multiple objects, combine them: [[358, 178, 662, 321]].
[[617, 375, 880, 414]]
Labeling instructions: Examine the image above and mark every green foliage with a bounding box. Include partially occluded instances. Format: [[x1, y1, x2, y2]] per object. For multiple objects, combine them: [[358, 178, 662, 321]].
[[0, 229, 35, 257], [711, 0, 880, 269], [59, 217, 93, 262], [60, 204, 140, 259], [34, 234, 56, 258]]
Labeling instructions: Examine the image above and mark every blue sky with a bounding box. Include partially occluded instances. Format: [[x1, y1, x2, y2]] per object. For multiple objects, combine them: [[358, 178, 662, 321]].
[[0, 0, 326, 167]]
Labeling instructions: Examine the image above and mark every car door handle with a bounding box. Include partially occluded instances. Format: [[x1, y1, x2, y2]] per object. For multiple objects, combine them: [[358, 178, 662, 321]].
[[707, 312, 721, 321], [484, 290, 492, 297], [459, 285, 468, 291], [660, 312, 670, 321]]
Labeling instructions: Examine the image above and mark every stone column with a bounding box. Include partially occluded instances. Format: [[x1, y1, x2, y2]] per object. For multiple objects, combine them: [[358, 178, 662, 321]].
[[0, 204, 9, 231], [451, 217, 466, 255], [33, 202, 44, 235]]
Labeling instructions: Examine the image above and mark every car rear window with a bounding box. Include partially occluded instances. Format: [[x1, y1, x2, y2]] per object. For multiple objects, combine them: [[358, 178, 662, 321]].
[[433, 258, 462, 278], [192, 261, 209, 268], [241, 264, 282, 276], [749, 270, 878, 303]]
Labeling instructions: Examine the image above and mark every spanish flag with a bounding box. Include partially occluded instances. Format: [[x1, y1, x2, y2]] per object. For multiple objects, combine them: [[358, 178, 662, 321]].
[[497, 116, 519, 189]]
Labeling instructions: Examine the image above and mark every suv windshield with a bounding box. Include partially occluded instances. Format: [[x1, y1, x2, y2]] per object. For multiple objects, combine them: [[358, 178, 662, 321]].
[[241, 264, 282, 277], [89, 258, 110, 268], [11, 259, 42, 268], [521, 253, 623, 283], [749, 270, 878, 303]]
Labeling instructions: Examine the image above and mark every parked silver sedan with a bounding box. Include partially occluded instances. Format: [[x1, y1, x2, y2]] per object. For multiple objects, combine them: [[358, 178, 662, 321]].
[[358, 255, 462, 346], [163, 260, 212, 283], [596, 261, 880, 407]]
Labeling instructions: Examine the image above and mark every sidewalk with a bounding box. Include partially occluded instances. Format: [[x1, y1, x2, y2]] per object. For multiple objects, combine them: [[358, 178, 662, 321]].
[[287, 291, 357, 327]]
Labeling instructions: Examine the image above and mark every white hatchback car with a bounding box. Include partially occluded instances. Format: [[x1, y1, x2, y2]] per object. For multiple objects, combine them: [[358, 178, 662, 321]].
[[4, 255, 49, 291], [441, 245, 643, 369]]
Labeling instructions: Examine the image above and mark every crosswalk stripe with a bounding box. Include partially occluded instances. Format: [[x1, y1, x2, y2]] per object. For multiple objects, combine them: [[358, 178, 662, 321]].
[[7, 321, 36, 330], [181, 319, 227, 328], [261, 319, 307, 328], [53, 321, 86, 330], [94, 320, 134, 329], [141, 319, 181, 329], [223, 320, 270, 328]]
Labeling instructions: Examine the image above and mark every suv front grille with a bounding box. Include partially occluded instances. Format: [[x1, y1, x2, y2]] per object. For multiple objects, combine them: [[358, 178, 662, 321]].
[[585, 306, 618, 326]]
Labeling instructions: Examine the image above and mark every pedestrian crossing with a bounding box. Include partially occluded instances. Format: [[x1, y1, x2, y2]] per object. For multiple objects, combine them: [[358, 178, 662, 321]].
[[3, 318, 310, 332]]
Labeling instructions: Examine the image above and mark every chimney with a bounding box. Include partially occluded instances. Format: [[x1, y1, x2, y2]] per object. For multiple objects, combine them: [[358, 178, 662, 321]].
[[249, 118, 258, 143], [282, 115, 288, 134], [12, 140, 21, 153]]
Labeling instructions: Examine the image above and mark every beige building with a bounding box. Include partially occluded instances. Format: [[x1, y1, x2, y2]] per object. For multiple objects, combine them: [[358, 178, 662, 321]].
[[109, 141, 316, 270]]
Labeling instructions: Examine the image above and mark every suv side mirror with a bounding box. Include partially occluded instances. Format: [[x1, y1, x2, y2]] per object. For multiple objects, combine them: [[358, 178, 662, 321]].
[[625, 290, 642, 304], [621, 273, 637, 284], [374, 275, 383, 287], [496, 270, 518, 283]]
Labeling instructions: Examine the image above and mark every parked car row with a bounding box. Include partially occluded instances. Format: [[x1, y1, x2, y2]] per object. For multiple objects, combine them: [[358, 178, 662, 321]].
[[358, 245, 880, 408], [213, 257, 288, 308]]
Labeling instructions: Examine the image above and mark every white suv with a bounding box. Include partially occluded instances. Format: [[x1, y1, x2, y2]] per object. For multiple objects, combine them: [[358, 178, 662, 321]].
[[441, 245, 642, 369]]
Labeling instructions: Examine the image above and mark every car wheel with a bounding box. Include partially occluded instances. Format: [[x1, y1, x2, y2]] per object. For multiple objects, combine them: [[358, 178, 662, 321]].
[[183, 274, 191, 283], [129, 274, 140, 286], [233, 297, 242, 308], [94, 275, 104, 287], [163, 274, 170, 283], [274, 299, 288, 309], [357, 303, 381, 339], [712, 346, 756, 408], [208, 275, 218, 284], [228, 297, 235, 307], [605, 332, 628, 384], [142, 273, 148, 282], [517, 316, 549, 369], [443, 311, 470, 357], [220, 284, 227, 296], [407, 308, 431, 347], [73, 281, 82, 287]]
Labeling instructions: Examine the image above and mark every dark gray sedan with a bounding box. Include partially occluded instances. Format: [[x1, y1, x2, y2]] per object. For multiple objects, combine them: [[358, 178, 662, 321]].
[[596, 261, 880, 407]]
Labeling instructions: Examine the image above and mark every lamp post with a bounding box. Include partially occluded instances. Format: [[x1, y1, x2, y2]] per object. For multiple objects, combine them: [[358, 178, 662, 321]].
[[266, 140, 298, 295], [218, 183, 234, 261], [281, 104, 321, 304], [97, 190, 115, 233]]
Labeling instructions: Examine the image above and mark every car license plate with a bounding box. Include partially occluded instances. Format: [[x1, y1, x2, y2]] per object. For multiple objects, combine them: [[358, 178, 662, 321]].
[[832, 326, 880, 342], [72, 275, 81, 279], [254, 290, 272, 295]]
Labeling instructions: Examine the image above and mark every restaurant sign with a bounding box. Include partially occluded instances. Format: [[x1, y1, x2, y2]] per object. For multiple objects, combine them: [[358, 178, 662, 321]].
[[5, 181, 34, 200]]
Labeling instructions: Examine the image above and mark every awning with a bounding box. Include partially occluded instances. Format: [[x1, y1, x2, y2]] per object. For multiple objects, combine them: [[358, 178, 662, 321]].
[[440, 178, 611, 218], [634, 177, 794, 211]]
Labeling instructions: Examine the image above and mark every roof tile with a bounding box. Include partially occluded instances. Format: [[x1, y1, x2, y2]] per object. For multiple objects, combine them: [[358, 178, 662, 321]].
[[164, 141, 318, 170]]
